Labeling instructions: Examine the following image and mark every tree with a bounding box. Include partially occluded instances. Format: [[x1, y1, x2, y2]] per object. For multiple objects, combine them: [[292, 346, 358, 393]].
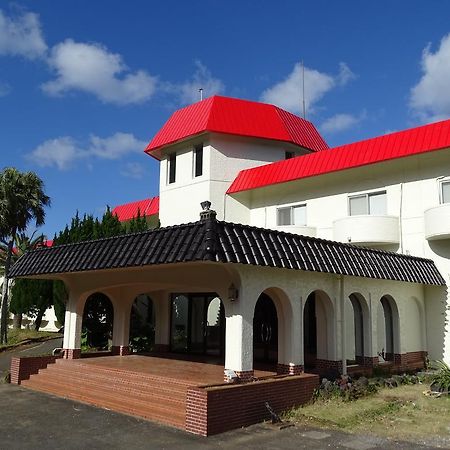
[[0, 168, 50, 344], [0, 231, 46, 328], [10, 278, 53, 330]]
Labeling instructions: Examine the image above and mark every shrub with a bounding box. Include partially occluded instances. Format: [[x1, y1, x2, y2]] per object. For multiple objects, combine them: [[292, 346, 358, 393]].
[[430, 360, 450, 393]]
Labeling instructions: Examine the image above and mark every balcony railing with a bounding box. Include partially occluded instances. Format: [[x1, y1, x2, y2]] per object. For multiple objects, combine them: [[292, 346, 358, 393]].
[[424, 204, 450, 241], [333, 215, 399, 246]]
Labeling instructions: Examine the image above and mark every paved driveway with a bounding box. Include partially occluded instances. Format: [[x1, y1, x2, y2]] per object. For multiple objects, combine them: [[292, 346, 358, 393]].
[[0, 337, 63, 378], [0, 384, 442, 450]]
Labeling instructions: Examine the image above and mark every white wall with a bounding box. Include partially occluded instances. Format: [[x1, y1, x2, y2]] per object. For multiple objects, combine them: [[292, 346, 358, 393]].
[[229, 149, 450, 362], [158, 133, 309, 226]]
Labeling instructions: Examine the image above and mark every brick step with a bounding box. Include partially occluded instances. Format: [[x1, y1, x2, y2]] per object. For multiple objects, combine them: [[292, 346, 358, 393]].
[[54, 360, 195, 388], [43, 365, 188, 397], [22, 377, 186, 428], [24, 372, 186, 409]]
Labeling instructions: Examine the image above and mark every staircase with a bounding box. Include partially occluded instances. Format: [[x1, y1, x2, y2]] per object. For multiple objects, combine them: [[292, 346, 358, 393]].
[[21, 358, 189, 429]]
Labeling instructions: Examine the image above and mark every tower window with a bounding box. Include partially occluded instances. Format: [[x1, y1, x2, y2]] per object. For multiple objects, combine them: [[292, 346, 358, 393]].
[[285, 151, 295, 159], [168, 153, 176, 184], [194, 144, 203, 177]]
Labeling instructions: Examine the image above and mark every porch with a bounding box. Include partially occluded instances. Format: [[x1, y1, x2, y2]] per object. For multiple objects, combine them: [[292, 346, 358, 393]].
[[17, 353, 319, 435]]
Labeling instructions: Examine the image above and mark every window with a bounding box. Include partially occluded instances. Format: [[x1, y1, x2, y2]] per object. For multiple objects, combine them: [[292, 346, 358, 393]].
[[285, 151, 295, 159], [277, 204, 306, 226], [440, 180, 450, 204], [194, 144, 203, 177], [168, 153, 176, 184], [349, 191, 386, 216]]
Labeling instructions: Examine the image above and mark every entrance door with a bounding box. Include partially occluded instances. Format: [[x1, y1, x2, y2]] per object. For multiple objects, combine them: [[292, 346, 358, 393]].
[[253, 294, 278, 364], [170, 293, 224, 356]]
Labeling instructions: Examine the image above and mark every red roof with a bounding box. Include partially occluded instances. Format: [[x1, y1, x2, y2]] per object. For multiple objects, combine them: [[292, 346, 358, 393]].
[[112, 197, 159, 222], [228, 119, 450, 194], [145, 96, 328, 159]]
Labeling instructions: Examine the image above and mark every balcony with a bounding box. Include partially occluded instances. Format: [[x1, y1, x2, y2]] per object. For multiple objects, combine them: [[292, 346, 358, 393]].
[[333, 215, 399, 246], [424, 204, 450, 241], [275, 225, 317, 238]]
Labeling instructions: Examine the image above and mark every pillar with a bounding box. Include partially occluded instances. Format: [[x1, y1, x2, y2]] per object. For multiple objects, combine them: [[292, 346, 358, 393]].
[[224, 296, 254, 381], [62, 292, 83, 359], [111, 298, 132, 356]]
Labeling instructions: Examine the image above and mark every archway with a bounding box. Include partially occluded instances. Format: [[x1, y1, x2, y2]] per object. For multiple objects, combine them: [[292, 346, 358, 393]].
[[377, 295, 400, 361], [82, 292, 114, 351], [253, 293, 278, 366], [345, 293, 370, 365], [129, 294, 155, 352], [303, 290, 335, 371]]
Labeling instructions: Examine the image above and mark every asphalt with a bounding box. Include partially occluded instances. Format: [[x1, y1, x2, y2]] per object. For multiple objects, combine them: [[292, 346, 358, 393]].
[[0, 336, 63, 378], [0, 341, 446, 449]]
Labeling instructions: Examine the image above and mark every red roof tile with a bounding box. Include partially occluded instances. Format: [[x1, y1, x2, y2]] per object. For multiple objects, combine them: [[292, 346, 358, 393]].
[[227, 119, 450, 194], [112, 197, 159, 222], [145, 96, 328, 159]]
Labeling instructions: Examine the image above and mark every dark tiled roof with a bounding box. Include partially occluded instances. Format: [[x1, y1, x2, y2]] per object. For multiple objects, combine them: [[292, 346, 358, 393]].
[[9, 219, 445, 286]]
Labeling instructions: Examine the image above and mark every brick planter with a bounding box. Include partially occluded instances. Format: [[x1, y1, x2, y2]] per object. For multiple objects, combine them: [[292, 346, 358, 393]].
[[10, 355, 61, 385], [186, 373, 319, 436]]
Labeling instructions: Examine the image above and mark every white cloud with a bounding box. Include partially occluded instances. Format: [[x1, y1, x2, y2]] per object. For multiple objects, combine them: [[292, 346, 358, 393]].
[[337, 62, 356, 86], [120, 162, 145, 179], [41, 39, 157, 105], [410, 33, 450, 122], [27, 132, 146, 170], [260, 62, 355, 114], [320, 111, 366, 134], [0, 9, 47, 59], [169, 60, 225, 105]]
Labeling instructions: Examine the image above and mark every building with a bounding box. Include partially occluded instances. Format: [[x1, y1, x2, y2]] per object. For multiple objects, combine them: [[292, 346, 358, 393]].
[[9, 96, 449, 435]]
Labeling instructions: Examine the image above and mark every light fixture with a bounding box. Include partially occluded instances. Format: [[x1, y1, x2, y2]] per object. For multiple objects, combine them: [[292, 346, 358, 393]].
[[228, 283, 239, 302]]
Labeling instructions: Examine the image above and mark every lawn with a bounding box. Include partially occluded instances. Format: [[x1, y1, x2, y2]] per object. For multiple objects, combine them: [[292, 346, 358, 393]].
[[0, 329, 61, 351], [287, 383, 450, 445]]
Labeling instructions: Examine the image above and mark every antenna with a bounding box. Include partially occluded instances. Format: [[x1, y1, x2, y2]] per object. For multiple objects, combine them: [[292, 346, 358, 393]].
[[199, 88, 203, 101], [302, 60, 306, 119]]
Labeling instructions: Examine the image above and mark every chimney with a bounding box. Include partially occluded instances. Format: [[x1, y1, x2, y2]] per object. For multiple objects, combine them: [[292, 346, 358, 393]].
[[200, 200, 217, 221]]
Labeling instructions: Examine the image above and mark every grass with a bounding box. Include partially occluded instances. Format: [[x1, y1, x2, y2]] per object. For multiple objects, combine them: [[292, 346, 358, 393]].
[[0, 329, 60, 350], [287, 384, 450, 444]]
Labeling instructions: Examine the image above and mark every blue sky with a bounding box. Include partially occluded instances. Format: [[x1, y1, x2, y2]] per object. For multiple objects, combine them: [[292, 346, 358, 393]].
[[1, 1, 450, 237]]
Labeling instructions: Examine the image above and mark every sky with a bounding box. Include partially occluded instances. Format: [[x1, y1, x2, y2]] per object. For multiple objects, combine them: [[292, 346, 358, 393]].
[[1, 1, 450, 238]]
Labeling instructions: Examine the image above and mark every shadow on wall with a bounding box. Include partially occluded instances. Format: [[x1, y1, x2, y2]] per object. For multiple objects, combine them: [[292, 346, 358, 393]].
[[425, 283, 449, 362], [429, 240, 450, 259]]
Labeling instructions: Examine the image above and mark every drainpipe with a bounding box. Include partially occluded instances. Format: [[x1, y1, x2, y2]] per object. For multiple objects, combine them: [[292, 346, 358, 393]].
[[399, 183, 404, 253], [340, 275, 347, 375]]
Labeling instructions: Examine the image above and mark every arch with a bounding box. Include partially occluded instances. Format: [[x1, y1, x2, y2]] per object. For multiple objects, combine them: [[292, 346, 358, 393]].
[[345, 292, 370, 365], [377, 294, 400, 360], [253, 287, 294, 368], [82, 292, 114, 351], [129, 294, 155, 352], [303, 290, 336, 370]]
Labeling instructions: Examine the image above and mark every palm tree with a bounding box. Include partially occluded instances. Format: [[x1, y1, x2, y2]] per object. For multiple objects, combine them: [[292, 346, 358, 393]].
[[0, 168, 51, 344], [0, 231, 46, 328]]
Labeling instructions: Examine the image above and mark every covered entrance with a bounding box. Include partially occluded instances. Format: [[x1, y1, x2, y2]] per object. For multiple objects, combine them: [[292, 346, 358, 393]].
[[170, 293, 224, 357]]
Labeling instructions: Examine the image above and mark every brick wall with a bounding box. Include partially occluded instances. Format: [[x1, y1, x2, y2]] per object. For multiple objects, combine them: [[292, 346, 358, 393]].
[[185, 373, 319, 436], [10, 355, 60, 385]]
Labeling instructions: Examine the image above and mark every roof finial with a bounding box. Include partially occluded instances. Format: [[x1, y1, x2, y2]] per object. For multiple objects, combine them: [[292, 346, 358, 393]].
[[199, 87, 203, 101], [302, 60, 306, 120]]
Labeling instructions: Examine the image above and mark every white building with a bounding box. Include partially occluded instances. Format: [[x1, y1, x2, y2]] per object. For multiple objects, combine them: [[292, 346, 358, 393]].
[[13, 95, 450, 375]]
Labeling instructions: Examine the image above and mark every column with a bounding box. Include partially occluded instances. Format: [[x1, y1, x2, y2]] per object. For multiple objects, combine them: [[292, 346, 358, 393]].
[[111, 299, 132, 356], [224, 297, 254, 381], [63, 292, 83, 359]]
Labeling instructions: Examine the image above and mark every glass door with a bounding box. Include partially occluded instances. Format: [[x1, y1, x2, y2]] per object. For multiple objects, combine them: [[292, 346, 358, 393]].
[[205, 296, 224, 356], [170, 294, 189, 352]]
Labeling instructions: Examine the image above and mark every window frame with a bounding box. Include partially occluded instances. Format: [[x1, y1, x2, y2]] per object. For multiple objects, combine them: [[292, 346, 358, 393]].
[[194, 144, 203, 178], [440, 179, 450, 204], [276, 203, 307, 226], [168, 152, 176, 184], [348, 190, 387, 216]]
